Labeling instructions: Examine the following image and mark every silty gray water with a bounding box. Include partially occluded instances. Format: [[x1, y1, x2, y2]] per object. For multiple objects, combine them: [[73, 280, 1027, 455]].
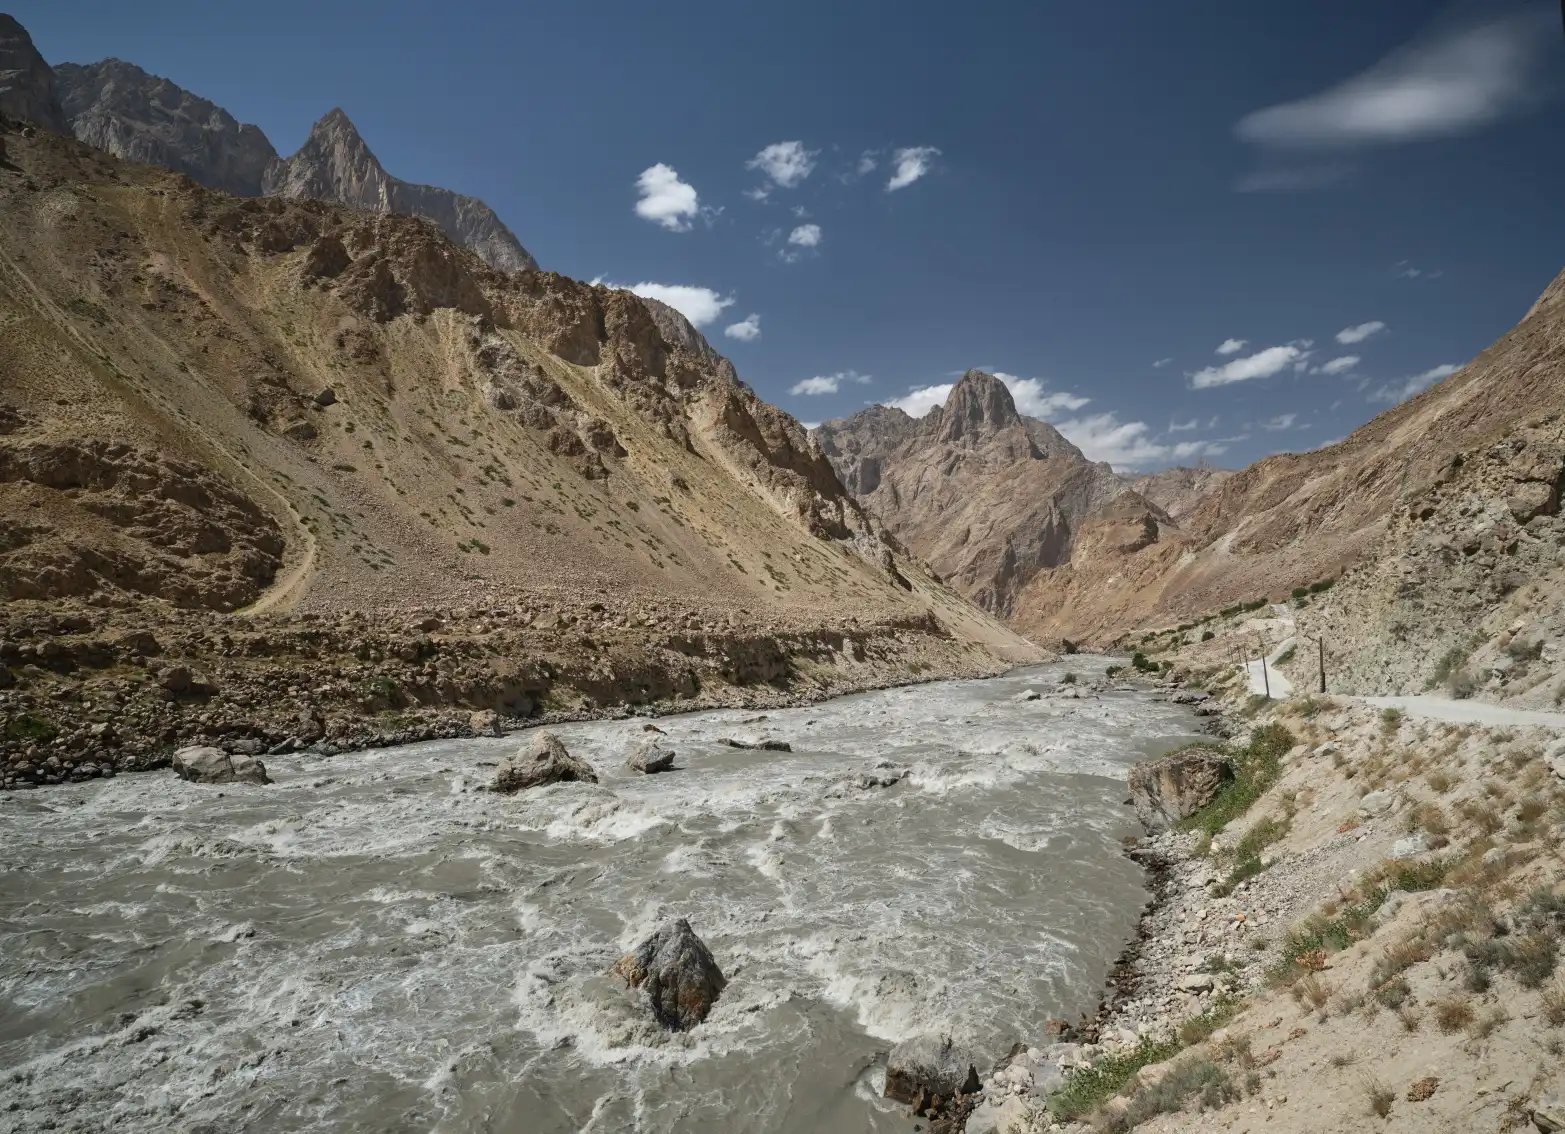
[[0, 661, 1201, 1133]]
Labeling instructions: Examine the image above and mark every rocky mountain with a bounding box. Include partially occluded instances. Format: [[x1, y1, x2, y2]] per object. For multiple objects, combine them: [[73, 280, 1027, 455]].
[[0, 13, 65, 133], [815, 371, 1161, 620], [0, 123, 1034, 759], [54, 59, 278, 196], [1131, 465, 1233, 522], [1, 17, 536, 274], [262, 107, 537, 274]]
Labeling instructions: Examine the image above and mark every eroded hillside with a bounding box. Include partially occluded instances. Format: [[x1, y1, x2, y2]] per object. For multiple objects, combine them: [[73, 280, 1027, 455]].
[[0, 123, 1038, 787]]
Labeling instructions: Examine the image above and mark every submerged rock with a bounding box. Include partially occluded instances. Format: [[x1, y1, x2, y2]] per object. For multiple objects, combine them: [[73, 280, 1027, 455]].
[[609, 918, 726, 1030], [171, 745, 270, 785], [718, 737, 791, 752], [1127, 746, 1232, 833], [492, 731, 597, 793], [884, 1033, 982, 1107], [625, 741, 675, 774]]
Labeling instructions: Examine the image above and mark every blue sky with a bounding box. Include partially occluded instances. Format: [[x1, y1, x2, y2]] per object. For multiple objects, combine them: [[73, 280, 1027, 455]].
[[15, 0, 1565, 469]]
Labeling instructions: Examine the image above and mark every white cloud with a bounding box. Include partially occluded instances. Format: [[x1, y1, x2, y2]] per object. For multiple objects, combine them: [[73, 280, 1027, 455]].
[[1335, 320, 1386, 345], [743, 186, 771, 203], [1317, 355, 1359, 375], [990, 373, 1091, 417], [597, 280, 734, 327], [1189, 344, 1309, 389], [856, 152, 878, 175], [1216, 338, 1247, 356], [1152, 357, 1174, 369], [747, 141, 817, 189], [1393, 260, 1445, 280], [1369, 363, 1461, 404], [885, 383, 953, 417], [724, 313, 761, 342], [633, 164, 702, 232], [791, 205, 810, 219], [788, 224, 822, 248], [791, 370, 871, 397], [1052, 414, 1233, 472], [1261, 413, 1298, 431], [1236, 10, 1551, 150], [887, 146, 941, 191], [1168, 418, 1198, 432]]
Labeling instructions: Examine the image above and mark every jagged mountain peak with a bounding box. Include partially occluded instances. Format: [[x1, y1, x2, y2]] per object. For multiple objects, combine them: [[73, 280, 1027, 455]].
[[936, 369, 1021, 442], [0, 11, 66, 133]]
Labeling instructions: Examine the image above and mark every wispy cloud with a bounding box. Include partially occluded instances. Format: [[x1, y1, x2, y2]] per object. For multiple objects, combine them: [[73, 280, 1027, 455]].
[[1393, 260, 1445, 280], [1261, 413, 1298, 431], [1168, 417, 1199, 432], [1189, 344, 1309, 389], [596, 279, 733, 327], [791, 370, 871, 396], [746, 141, 818, 190], [1369, 363, 1462, 403], [1336, 320, 1386, 345], [1317, 355, 1360, 375], [1238, 9, 1552, 149], [1233, 8, 1553, 192], [1215, 338, 1247, 356], [887, 146, 941, 191], [724, 313, 761, 342], [633, 164, 704, 232], [1152, 357, 1174, 369]]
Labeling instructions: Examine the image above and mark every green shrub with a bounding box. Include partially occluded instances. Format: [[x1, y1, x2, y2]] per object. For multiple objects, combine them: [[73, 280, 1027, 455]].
[[1178, 724, 1294, 839], [1105, 665, 1123, 679], [1061, 639, 1079, 654], [1062, 672, 1078, 685], [1201, 630, 1216, 642], [4, 714, 58, 743], [1050, 1036, 1181, 1122], [1291, 586, 1308, 600], [1131, 651, 1157, 673], [1308, 579, 1334, 594]]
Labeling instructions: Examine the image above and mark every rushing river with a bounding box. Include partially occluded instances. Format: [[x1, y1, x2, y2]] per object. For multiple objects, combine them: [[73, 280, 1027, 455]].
[[0, 661, 1200, 1134]]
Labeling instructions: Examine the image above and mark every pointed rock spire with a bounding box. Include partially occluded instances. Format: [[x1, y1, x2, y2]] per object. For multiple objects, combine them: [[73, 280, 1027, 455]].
[[0, 14, 67, 133], [935, 369, 1021, 443]]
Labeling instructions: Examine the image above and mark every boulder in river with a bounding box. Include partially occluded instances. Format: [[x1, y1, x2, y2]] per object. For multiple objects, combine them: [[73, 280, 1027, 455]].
[[883, 1033, 982, 1107], [468, 709, 503, 737], [609, 918, 726, 1030], [492, 731, 598, 793], [171, 745, 270, 785], [625, 741, 676, 774], [1127, 746, 1232, 833]]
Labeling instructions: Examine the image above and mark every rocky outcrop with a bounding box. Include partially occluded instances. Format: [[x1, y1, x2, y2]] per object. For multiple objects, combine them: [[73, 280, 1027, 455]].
[[1127, 746, 1232, 833], [625, 741, 675, 774], [264, 108, 537, 274], [883, 1033, 983, 1108], [171, 744, 270, 784], [54, 60, 278, 195], [0, 14, 65, 132], [609, 917, 726, 1030], [0, 431, 284, 611], [1130, 465, 1233, 522], [815, 371, 1154, 618], [492, 731, 597, 792]]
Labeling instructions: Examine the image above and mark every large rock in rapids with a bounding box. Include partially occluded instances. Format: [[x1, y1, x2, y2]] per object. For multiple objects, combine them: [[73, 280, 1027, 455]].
[[610, 918, 726, 1030], [171, 745, 271, 785], [625, 741, 675, 774], [1127, 745, 1232, 833], [883, 1033, 983, 1107], [492, 731, 598, 793]]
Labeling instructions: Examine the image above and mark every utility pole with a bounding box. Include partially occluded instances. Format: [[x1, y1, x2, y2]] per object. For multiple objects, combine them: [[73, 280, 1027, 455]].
[[1317, 637, 1326, 694]]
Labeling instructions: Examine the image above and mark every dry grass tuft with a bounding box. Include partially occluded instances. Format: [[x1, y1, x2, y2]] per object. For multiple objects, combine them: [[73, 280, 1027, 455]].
[[1432, 997, 1475, 1033], [1363, 1076, 1395, 1119]]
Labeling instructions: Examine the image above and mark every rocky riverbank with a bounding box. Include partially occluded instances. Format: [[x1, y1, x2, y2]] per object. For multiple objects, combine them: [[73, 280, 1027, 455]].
[[955, 660, 1565, 1133], [0, 595, 1026, 790]]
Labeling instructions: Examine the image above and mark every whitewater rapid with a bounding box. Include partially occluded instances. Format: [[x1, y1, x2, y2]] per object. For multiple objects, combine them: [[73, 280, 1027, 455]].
[[0, 661, 1201, 1133]]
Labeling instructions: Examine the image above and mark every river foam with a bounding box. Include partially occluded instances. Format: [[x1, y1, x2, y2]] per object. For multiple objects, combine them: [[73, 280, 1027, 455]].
[[0, 660, 1200, 1134]]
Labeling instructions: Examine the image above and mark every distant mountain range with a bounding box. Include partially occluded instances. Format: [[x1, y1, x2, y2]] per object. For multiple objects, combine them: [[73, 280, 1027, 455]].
[[1, 16, 536, 273]]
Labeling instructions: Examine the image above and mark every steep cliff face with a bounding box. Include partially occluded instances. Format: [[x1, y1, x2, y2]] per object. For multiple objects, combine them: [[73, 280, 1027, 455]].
[[1131, 466, 1234, 522], [0, 14, 65, 133], [54, 59, 278, 196], [263, 108, 538, 274], [815, 371, 1158, 619]]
